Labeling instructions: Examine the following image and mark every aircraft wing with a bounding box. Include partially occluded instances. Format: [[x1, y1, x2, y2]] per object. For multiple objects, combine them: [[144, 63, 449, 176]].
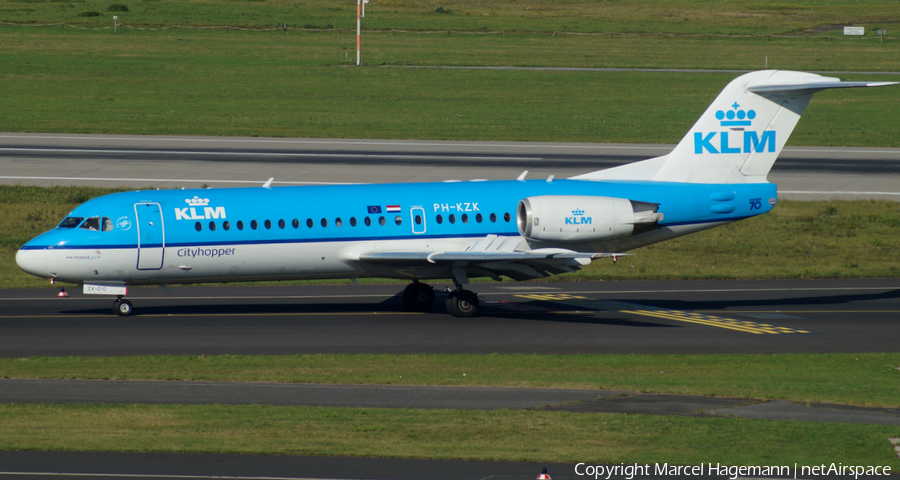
[[356, 235, 623, 281]]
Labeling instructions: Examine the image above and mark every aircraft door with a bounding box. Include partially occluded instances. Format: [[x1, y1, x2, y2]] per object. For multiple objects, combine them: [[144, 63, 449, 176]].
[[411, 206, 426, 234], [134, 203, 165, 270]]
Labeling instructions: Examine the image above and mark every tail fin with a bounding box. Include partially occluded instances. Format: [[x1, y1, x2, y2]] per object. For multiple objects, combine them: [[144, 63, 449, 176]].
[[573, 70, 896, 184]]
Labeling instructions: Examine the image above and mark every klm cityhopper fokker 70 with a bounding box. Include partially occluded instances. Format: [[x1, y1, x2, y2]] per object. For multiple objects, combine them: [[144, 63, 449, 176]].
[[16, 70, 896, 317]]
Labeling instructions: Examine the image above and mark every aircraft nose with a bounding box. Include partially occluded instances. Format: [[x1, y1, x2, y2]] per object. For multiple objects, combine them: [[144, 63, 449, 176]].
[[16, 248, 49, 278]]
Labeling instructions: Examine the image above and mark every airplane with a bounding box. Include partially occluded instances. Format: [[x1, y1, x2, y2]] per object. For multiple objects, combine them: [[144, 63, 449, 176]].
[[16, 70, 896, 317]]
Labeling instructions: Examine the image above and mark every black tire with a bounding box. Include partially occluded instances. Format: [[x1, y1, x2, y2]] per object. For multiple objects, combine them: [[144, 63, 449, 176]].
[[403, 283, 435, 312], [445, 291, 460, 316], [446, 289, 478, 317], [113, 299, 134, 316]]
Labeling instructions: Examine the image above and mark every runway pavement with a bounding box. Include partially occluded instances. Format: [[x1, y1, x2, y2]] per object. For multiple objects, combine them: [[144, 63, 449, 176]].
[[1, 279, 899, 356], [1, 133, 899, 200], [2, 279, 899, 478]]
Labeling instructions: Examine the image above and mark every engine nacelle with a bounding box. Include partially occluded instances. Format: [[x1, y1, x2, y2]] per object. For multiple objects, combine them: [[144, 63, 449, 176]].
[[517, 195, 663, 243]]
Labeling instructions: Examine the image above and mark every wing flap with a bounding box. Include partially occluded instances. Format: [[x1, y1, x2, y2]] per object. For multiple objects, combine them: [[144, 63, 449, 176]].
[[357, 248, 624, 281]]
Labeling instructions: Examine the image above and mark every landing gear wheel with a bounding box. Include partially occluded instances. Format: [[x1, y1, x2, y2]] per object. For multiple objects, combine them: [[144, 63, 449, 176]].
[[445, 289, 478, 318], [113, 299, 134, 316], [403, 283, 435, 312]]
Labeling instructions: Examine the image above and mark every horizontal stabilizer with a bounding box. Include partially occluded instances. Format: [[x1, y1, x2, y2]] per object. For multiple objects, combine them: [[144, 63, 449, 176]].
[[749, 80, 898, 94]]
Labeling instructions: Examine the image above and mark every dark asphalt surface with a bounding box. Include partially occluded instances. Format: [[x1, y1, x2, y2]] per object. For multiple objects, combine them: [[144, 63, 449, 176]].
[[0, 452, 575, 480], [3, 139, 899, 174], [3, 279, 900, 479], [2, 279, 899, 356]]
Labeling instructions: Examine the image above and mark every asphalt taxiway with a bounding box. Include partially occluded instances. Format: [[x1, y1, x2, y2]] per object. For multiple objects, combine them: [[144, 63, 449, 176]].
[[1, 279, 899, 356], [2, 133, 900, 200]]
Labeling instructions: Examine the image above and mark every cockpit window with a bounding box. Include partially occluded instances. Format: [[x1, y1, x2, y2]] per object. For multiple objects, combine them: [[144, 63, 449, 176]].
[[102, 217, 113, 232], [58, 217, 84, 229], [79, 217, 101, 231]]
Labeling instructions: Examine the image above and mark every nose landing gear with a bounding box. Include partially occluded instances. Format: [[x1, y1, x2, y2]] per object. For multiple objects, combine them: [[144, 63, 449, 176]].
[[112, 297, 134, 316]]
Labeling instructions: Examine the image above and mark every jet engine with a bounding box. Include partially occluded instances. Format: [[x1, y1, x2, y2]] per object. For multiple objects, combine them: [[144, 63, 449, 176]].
[[517, 195, 663, 243]]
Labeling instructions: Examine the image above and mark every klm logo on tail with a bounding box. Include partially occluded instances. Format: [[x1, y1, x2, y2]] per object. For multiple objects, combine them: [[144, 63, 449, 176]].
[[694, 103, 775, 154]]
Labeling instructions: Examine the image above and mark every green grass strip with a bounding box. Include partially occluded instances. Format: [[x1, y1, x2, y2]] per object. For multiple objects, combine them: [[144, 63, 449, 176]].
[[4, 0, 900, 36], [1, 404, 898, 466], [1, 28, 898, 144], [3, 353, 898, 408]]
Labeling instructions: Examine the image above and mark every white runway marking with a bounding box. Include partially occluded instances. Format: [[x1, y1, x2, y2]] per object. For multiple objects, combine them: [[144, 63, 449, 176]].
[[0, 147, 533, 161], [0, 133, 668, 151]]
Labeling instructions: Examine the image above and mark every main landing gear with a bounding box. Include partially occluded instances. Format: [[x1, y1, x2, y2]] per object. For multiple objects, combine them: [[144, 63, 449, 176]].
[[112, 296, 134, 316], [445, 288, 478, 317], [401, 281, 479, 317], [403, 281, 436, 312]]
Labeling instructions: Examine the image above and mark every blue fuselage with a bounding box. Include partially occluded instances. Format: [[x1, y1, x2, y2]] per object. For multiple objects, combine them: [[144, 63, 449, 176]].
[[17, 178, 777, 285]]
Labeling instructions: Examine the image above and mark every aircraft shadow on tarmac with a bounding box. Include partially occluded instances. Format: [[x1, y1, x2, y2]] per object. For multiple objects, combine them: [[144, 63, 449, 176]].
[[58, 293, 675, 328], [640, 288, 900, 311]]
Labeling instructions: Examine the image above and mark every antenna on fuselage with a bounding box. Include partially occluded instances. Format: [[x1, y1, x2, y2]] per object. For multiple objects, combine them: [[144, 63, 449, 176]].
[[517, 171, 528, 181], [263, 177, 275, 189]]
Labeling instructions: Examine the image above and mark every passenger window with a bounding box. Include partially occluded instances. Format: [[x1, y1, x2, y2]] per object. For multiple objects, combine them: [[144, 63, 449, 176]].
[[321, 218, 328, 227], [251, 220, 258, 230], [195, 222, 202, 232], [394, 215, 402, 226], [307, 218, 314, 228], [476, 213, 483, 223], [436, 214, 443, 224], [415, 215, 422, 225], [490, 213, 497, 223], [378, 216, 386, 226], [265, 220, 272, 229], [223, 221, 231, 231], [350, 217, 357, 227], [335, 218, 343, 227], [79, 217, 100, 231], [102, 217, 114, 232], [461, 214, 469, 224], [292, 219, 300, 228], [364, 217, 372, 226], [278, 219, 286, 229], [504, 212, 511, 222], [209, 221, 216, 232], [237, 220, 244, 230], [58, 217, 84, 229], [449, 214, 456, 224]]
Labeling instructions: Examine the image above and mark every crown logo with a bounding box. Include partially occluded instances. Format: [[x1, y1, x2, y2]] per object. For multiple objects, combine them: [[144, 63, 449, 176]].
[[572, 208, 585, 216], [716, 102, 756, 127], [185, 196, 209, 207]]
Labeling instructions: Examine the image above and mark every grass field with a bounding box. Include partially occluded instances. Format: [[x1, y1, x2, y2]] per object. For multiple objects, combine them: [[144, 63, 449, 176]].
[[3, 353, 899, 407], [3, 0, 900, 36], [0, 28, 898, 142], [1, 352, 898, 464], [2, 403, 898, 466]]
